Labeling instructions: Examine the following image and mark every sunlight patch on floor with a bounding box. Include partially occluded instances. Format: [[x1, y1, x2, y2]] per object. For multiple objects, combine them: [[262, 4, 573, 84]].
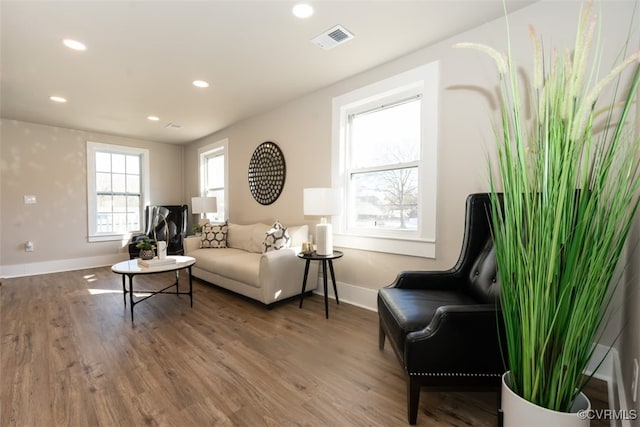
[[88, 288, 121, 295], [88, 288, 152, 298]]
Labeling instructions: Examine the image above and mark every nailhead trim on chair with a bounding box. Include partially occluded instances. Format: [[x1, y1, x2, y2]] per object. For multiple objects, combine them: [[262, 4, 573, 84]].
[[409, 372, 501, 377]]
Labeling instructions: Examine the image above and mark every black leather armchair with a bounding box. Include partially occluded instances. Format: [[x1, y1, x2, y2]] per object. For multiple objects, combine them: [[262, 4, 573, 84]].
[[128, 205, 188, 259], [377, 193, 506, 424]]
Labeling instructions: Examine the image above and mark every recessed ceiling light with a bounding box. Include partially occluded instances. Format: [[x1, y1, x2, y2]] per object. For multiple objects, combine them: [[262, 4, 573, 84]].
[[147, 116, 160, 121], [292, 3, 314, 19], [63, 39, 87, 51], [49, 96, 67, 103], [192, 80, 209, 88]]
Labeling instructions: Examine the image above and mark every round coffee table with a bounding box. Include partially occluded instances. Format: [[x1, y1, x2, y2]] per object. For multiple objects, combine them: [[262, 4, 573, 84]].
[[111, 255, 196, 322]]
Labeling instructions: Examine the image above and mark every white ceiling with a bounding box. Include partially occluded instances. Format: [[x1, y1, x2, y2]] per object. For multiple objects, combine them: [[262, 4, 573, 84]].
[[1, 0, 536, 144]]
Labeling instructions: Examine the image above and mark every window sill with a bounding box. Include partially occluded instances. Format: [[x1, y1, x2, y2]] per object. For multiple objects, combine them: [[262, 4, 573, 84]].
[[333, 233, 435, 258], [88, 233, 133, 243]]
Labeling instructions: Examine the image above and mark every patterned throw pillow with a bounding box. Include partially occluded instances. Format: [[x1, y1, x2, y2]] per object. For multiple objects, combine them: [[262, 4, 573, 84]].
[[200, 221, 228, 248], [262, 221, 290, 253]]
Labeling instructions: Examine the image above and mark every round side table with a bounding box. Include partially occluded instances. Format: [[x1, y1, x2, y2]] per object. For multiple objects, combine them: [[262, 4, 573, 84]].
[[297, 250, 343, 319]]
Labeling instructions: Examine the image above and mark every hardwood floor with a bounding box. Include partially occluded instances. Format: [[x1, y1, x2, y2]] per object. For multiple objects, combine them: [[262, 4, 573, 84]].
[[1, 267, 609, 426]]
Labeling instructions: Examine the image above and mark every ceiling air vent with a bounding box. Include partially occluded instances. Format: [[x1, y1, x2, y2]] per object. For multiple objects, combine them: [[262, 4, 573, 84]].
[[165, 122, 182, 130], [312, 25, 354, 50]]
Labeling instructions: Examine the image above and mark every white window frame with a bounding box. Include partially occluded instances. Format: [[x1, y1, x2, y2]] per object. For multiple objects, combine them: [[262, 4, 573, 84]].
[[331, 62, 439, 258], [198, 138, 228, 222], [86, 141, 150, 242]]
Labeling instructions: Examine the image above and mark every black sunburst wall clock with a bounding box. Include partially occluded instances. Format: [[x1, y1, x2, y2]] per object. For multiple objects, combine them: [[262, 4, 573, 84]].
[[248, 141, 286, 205]]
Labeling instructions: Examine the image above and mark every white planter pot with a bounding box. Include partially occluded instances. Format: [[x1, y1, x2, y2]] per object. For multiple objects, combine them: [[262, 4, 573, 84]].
[[502, 371, 591, 427]]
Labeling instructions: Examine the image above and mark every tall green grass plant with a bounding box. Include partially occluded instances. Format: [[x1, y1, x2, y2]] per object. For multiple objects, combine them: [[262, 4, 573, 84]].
[[458, 1, 640, 412]]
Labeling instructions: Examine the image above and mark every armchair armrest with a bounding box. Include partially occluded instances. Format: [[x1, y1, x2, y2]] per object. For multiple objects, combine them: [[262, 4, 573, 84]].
[[418, 304, 501, 338], [404, 304, 505, 374], [389, 269, 465, 291]]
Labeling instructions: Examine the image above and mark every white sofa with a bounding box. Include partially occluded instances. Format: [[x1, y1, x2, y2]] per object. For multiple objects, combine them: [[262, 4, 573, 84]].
[[184, 222, 318, 306]]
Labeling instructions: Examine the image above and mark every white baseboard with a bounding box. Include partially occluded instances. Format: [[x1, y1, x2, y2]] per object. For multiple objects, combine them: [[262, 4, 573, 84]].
[[1, 254, 128, 279], [312, 278, 379, 312], [611, 348, 633, 427]]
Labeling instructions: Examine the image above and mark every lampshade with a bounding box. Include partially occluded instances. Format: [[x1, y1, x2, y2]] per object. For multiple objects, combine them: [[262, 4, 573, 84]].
[[191, 196, 218, 214], [303, 188, 341, 216]]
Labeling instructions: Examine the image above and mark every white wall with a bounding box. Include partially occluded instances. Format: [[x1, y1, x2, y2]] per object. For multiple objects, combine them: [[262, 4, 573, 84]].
[[0, 119, 184, 277]]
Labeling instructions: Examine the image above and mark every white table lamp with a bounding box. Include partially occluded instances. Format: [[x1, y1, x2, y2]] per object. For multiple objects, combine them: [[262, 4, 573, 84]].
[[304, 188, 342, 255], [191, 196, 218, 226]]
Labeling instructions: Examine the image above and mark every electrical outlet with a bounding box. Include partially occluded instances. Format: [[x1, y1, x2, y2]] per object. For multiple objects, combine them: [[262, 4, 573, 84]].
[[25, 241, 34, 252], [633, 358, 638, 403]]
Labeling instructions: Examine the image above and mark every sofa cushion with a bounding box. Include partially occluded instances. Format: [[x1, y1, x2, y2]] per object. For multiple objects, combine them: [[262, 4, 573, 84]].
[[191, 248, 261, 288], [262, 221, 291, 253], [201, 221, 228, 248], [287, 224, 309, 247], [214, 254, 261, 288], [227, 223, 271, 253]]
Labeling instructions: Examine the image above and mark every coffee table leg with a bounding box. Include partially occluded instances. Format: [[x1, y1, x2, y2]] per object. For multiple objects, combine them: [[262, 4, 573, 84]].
[[128, 274, 135, 323], [121, 274, 127, 307], [299, 260, 311, 308], [188, 266, 193, 307], [175, 270, 180, 295]]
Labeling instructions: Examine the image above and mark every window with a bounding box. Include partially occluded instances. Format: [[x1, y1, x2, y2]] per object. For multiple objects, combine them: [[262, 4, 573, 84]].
[[348, 97, 421, 233], [87, 142, 149, 242], [199, 139, 228, 222], [332, 63, 439, 257]]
